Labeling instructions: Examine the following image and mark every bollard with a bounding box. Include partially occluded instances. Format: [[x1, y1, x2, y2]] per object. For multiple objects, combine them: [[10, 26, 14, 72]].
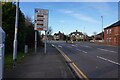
[[24, 45, 28, 54]]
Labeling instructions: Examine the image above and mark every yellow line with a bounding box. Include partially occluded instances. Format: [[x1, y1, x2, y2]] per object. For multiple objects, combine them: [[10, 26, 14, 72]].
[[55, 46, 89, 80], [72, 63, 89, 80]]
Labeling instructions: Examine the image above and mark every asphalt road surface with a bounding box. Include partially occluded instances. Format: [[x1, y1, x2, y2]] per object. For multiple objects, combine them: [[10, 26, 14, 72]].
[[51, 41, 119, 78]]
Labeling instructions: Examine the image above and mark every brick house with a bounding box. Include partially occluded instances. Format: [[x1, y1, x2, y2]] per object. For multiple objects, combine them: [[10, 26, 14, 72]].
[[69, 30, 85, 41], [53, 31, 65, 40], [104, 20, 120, 46]]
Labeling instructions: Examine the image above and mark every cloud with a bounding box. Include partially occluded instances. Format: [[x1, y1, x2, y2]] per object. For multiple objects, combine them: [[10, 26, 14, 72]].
[[60, 9, 99, 24], [72, 13, 99, 23], [89, 3, 113, 16], [59, 9, 73, 14]]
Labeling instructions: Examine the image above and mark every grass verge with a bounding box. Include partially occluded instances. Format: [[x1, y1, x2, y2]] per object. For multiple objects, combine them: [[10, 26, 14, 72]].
[[4, 48, 33, 71]]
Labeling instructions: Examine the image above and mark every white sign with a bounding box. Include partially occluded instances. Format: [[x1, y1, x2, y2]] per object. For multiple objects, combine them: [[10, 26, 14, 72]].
[[34, 9, 48, 31]]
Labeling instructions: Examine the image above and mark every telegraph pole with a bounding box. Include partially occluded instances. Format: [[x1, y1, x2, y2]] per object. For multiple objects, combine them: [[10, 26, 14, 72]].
[[101, 16, 103, 41], [45, 30, 47, 54], [13, 0, 19, 67], [35, 30, 37, 53]]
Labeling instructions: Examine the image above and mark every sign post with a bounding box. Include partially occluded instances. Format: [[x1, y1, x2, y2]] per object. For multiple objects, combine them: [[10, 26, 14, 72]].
[[34, 9, 48, 54]]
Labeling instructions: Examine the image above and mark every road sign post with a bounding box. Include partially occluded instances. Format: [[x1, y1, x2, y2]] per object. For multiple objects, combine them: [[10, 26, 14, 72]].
[[34, 9, 48, 54], [0, 27, 5, 80]]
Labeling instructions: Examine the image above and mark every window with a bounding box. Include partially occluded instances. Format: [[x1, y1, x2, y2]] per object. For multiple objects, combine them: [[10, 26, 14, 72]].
[[106, 38, 108, 42], [109, 29, 112, 34], [109, 37, 111, 42], [107, 29, 109, 34]]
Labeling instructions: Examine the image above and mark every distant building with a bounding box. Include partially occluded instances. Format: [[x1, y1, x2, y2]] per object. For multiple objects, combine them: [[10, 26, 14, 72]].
[[104, 20, 120, 46], [54, 31, 65, 40], [69, 30, 85, 41], [92, 32, 104, 44], [95, 32, 104, 40]]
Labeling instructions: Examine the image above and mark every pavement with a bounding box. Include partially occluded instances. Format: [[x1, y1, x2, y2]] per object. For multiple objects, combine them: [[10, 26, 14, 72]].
[[4, 43, 73, 78]]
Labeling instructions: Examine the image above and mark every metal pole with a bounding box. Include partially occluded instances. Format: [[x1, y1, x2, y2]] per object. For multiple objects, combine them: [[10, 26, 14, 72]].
[[101, 16, 103, 41], [45, 31, 47, 54], [35, 30, 37, 53], [83, 27, 85, 42], [13, 0, 19, 67]]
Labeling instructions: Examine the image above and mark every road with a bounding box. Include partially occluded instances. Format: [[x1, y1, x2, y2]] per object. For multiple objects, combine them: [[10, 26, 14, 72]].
[[51, 41, 119, 78]]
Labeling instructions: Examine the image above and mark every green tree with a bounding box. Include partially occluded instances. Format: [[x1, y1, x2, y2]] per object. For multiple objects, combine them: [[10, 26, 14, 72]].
[[2, 2, 26, 54]]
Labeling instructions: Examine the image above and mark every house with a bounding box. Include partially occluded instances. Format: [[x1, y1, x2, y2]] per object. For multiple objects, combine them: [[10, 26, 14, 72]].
[[94, 32, 104, 44], [53, 31, 65, 40], [69, 30, 85, 41], [104, 20, 120, 46]]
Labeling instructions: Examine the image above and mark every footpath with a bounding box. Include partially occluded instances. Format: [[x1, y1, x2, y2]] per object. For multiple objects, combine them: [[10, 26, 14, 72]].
[[4, 43, 73, 78]]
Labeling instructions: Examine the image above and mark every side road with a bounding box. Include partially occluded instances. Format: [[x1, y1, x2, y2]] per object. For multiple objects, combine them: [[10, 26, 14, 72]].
[[4, 43, 73, 78]]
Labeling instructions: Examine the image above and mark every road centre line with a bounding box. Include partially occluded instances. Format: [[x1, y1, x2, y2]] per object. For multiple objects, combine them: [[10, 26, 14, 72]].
[[97, 56, 120, 66], [76, 49, 87, 53], [97, 48, 117, 53], [82, 46, 92, 48], [51, 44, 55, 47], [58, 45, 62, 48]]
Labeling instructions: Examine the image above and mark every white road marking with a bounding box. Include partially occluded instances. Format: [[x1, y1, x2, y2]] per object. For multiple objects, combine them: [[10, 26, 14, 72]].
[[71, 44, 78, 47], [77, 49, 87, 53], [51, 44, 55, 47], [67, 46, 72, 48], [58, 45, 62, 48], [82, 51, 87, 53], [84, 46, 92, 48], [79, 45, 92, 48], [97, 48, 117, 53], [97, 56, 120, 66]]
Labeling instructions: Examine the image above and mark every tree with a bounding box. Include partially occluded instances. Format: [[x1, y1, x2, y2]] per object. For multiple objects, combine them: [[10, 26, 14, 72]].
[[2, 2, 26, 53], [46, 26, 53, 35]]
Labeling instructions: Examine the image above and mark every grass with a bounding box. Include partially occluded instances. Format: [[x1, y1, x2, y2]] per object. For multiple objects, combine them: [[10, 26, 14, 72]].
[[4, 52, 25, 71], [4, 48, 33, 71]]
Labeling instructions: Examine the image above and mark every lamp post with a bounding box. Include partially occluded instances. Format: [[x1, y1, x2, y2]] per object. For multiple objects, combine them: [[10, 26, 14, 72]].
[[13, 0, 19, 67], [101, 16, 103, 42]]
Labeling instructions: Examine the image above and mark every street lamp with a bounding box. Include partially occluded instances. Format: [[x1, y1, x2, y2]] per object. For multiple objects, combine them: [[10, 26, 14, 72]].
[[101, 16, 103, 41], [13, 0, 19, 67]]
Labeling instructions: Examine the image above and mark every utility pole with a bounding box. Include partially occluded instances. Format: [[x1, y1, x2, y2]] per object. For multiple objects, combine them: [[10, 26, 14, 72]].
[[35, 30, 37, 53], [13, 0, 19, 67], [83, 27, 85, 42], [101, 16, 103, 41], [44, 30, 47, 54]]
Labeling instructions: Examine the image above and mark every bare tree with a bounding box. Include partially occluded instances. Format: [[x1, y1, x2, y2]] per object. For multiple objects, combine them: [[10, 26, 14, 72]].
[[93, 32, 97, 42], [46, 26, 53, 35], [25, 15, 33, 27]]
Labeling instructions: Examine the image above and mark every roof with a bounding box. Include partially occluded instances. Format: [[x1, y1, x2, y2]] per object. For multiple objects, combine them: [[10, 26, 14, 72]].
[[54, 31, 64, 35], [104, 20, 120, 29], [70, 31, 83, 35]]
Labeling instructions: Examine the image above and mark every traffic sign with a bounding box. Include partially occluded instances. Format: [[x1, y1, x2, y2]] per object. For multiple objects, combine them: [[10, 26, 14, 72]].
[[34, 9, 48, 31]]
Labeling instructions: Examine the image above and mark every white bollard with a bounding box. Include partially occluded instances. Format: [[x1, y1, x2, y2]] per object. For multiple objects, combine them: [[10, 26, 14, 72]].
[[24, 45, 28, 54]]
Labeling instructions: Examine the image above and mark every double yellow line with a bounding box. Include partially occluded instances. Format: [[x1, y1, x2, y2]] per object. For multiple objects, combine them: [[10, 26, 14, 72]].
[[54, 45, 89, 80]]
